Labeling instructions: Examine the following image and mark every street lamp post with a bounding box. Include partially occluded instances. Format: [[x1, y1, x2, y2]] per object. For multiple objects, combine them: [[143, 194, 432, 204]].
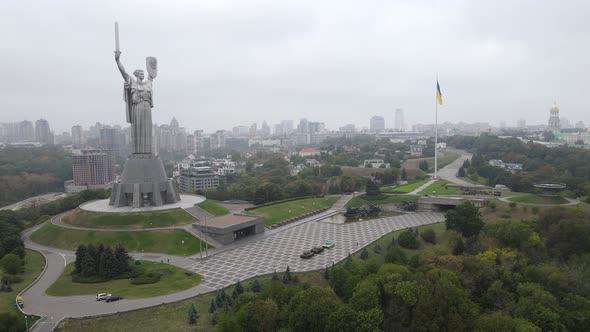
[[24, 315, 28, 332]]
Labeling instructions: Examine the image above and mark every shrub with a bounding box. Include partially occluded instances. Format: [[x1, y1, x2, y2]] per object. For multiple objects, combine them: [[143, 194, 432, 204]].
[[420, 228, 436, 244], [488, 201, 497, 209], [397, 230, 419, 249], [130, 272, 161, 285], [509, 202, 517, 208], [532, 207, 540, 214], [1, 275, 23, 285]]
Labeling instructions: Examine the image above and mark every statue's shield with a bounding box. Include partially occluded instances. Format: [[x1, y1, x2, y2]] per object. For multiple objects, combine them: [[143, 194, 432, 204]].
[[146, 57, 158, 78]]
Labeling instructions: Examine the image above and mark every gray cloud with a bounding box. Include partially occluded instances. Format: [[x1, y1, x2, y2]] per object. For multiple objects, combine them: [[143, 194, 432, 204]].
[[1, 0, 588, 133]]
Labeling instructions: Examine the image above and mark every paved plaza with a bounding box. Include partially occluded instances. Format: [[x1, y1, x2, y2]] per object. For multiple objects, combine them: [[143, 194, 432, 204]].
[[184, 212, 444, 289], [80, 194, 205, 213]]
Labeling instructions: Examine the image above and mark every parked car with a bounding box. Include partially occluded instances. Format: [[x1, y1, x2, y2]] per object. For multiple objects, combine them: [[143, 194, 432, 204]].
[[322, 240, 335, 249], [310, 246, 324, 254], [300, 251, 314, 259], [96, 293, 111, 301], [105, 295, 123, 303]]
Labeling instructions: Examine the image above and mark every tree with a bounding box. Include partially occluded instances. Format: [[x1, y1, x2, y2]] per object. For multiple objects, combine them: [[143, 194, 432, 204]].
[[445, 202, 484, 237], [209, 298, 217, 314], [99, 247, 115, 279], [248, 279, 262, 292], [237, 299, 280, 332], [419, 160, 429, 171], [420, 228, 436, 244], [458, 167, 466, 177], [0, 235, 24, 260], [401, 167, 408, 181], [412, 269, 478, 331], [360, 248, 369, 260], [282, 265, 292, 284], [475, 312, 541, 332], [187, 303, 198, 324], [0, 254, 21, 275], [232, 280, 244, 299], [365, 180, 381, 196], [286, 287, 341, 332], [74, 245, 87, 274], [113, 244, 130, 275], [81, 244, 97, 277], [397, 230, 419, 249]]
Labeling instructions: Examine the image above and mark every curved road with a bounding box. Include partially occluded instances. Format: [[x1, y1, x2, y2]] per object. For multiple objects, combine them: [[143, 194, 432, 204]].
[[22, 209, 444, 331], [436, 149, 473, 186]]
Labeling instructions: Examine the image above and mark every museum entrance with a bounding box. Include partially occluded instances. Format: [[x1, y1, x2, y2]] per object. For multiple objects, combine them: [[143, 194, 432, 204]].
[[234, 225, 256, 241]]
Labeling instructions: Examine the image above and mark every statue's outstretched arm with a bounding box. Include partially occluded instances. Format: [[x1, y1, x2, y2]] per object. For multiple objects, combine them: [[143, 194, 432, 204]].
[[115, 51, 129, 81]]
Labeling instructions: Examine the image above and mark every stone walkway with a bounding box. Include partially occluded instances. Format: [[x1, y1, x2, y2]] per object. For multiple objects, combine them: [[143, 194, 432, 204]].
[[184, 212, 444, 289], [331, 194, 354, 211]]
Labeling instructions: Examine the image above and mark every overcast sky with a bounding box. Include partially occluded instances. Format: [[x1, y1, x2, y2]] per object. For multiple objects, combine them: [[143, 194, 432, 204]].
[[1, 0, 589, 133]]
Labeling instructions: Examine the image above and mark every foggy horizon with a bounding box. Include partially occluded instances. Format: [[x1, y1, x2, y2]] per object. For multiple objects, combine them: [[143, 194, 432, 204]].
[[2, 0, 589, 133]]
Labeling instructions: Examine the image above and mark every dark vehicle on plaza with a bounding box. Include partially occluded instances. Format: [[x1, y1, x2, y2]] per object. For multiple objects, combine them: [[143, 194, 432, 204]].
[[300, 250, 314, 259], [310, 246, 324, 254]]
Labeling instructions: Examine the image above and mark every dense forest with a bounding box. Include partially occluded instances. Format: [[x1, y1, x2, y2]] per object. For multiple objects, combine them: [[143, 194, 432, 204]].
[[0, 146, 72, 207], [448, 135, 590, 197], [207, 203, 590, 331]]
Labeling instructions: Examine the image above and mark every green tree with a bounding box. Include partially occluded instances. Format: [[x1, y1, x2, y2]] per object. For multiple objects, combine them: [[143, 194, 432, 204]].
[[401, 167, 408, 181], [420, 228, 436, 244], [445, 202, 484, 237], [365, 180, 381, 196], [187, 303, 198, 324], [475, 312, 541, 332], [397, 229, 419, 249], [0, 254, 21, 275], [286, 287, 341, 332], [412, 269, 479, 332], [74, 244, 87, 274]]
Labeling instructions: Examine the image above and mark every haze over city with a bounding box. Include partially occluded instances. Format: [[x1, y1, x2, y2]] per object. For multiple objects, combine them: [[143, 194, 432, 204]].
[[2, 0, 589, 133]]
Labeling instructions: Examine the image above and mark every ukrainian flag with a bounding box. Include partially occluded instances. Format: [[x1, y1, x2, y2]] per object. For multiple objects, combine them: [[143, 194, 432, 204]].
[[436, 80, 443, 105]]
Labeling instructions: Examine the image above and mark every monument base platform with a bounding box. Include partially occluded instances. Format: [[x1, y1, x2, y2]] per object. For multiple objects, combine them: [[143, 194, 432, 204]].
[[109, 154, 180, 208]]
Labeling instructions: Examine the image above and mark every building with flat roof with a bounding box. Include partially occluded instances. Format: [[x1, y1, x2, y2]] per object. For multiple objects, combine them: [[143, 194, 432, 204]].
[[193, 213, 265, 244], [178, 166, 220, 192], [370, 116, 385, 132]]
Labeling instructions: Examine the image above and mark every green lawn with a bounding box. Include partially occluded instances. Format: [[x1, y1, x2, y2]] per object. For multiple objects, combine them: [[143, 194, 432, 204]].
[[62, 209, 195, 229], [508, 194, 569, 205], [0, 249, 45, 330], [248, 196, 340, 226], [56, 271, 327, 332], [346, 194, 419, 207], [418, 180, 461, 195], [46, 261, 202, 299], [381, 179, 430, 193], [31, 223, 209, 256], [197, 200, 230, 216]]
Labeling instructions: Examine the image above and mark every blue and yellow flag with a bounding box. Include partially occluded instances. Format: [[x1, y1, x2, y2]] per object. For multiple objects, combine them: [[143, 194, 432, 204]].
[[436, 80, 443, 105]]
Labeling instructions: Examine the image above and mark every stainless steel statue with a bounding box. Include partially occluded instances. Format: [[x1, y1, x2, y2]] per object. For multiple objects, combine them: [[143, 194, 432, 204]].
[[115, 51, 155, 154], [109, 22, 180, 208]]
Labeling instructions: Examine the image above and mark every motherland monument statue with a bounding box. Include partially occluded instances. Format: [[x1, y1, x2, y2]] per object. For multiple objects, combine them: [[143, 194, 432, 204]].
[[109, 22, 180, 208]]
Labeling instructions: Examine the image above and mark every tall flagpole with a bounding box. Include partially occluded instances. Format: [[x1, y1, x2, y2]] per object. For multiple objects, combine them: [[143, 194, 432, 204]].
[[434, 74, 439, 180]]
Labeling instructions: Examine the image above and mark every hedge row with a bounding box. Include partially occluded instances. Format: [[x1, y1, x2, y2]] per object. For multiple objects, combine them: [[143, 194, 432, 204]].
[[244, 195, 325, 211]]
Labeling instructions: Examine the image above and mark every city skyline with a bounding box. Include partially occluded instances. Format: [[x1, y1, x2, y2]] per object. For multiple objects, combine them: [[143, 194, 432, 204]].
[[2, 1, 589, 133]]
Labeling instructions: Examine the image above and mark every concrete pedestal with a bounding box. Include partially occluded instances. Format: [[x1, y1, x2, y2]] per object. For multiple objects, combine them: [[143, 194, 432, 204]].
[[109, 154, 180, 208]]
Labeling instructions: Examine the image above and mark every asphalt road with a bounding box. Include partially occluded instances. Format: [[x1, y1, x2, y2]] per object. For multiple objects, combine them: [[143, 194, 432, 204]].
[[436, 149, 473, 186]]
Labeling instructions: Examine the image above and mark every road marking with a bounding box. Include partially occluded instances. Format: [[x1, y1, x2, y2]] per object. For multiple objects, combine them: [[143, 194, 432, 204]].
[[60, 254, 67, 266]]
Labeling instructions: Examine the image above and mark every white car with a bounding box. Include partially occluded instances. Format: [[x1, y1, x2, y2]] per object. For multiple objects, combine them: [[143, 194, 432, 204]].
[[96, 293, 112, 301]]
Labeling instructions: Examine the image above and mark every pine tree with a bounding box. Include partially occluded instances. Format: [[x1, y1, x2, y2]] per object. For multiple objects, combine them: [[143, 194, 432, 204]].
[[215, 290, 224, 307], [373, 244, 382, 254], [208, 298, 217, 314], [282, 265, 292, 284], [99, 247, 115, 279], [95, 244, 105, 275], [360, 248, 369, 260], [344, 253, 353, 267], [234, 280, 244, 296], [74, 245, 87, 274], [248, 279, 262, 292], [211, 311, 218, 325], [401, 167, 408, 181], [271, 270, 279, 281], [114, 245, 130, 276], [324, 266, 330, 280], [82, 244, 97, 277], [187, 303, 198, 324]]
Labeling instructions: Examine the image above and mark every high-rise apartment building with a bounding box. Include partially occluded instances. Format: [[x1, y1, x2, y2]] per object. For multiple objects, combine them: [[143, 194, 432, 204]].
[[394, 109, 405, 131], [71, 149, 114, 187], [71, 125, 83, 146], [35, 119, 53, 144], [370, 116, 385, 132]]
